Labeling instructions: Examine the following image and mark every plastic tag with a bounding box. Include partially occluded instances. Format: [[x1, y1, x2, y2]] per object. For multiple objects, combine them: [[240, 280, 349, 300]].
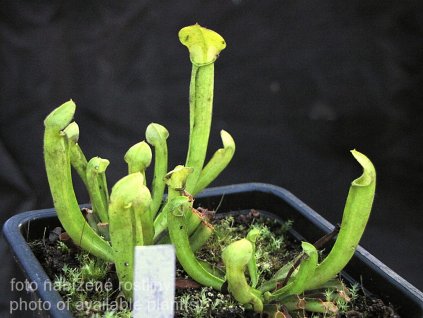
[[132, 245, 175, 317]]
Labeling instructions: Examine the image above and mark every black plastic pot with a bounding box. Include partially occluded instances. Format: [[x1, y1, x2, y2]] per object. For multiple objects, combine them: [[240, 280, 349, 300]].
[[3, 183, 423, 317]]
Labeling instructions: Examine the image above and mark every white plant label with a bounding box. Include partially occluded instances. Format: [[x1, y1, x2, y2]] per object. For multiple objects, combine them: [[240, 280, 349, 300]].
[[132, 245, 175, 318]]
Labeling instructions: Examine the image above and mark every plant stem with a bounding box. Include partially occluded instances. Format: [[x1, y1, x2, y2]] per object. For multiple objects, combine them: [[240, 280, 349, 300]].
[[146, 123, 169, 218], [185, 63, 214, 193], [108, 172, 152, 299], [168, 196, 224, 290], [64, 122, 88, 187], [266, 242, 318, 302], [246, 228, 260, 289], [304, 150, 376, 290], [43, 100, 113, 262], [178, 24, 227, 193], [86, 157, 110, 223], [189, 221, 214, 253], [193, 130, 235, 195]]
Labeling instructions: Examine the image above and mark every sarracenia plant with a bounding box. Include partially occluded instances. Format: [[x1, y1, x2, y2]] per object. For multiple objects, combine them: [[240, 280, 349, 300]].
[[44, 24, 376, 315]]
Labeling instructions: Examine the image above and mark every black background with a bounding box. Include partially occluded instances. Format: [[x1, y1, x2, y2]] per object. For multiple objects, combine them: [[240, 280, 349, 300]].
[[1, 1, 422, 314]]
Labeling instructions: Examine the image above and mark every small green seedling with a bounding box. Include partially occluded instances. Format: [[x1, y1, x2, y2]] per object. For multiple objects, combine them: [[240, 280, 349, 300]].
[[43, 24, 376, 316], [222, 230, 264, 312]]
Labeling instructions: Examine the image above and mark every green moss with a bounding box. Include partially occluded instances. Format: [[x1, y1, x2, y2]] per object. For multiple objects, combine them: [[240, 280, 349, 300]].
[[175, 287, 244, 318]]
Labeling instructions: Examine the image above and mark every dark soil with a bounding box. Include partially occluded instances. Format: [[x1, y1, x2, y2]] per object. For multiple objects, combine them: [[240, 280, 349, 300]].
[[29, 209, 400, 318]]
